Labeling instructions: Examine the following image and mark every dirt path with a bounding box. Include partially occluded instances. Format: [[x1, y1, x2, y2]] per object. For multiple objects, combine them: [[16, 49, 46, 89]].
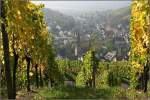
[[16, 90, 38, 100]]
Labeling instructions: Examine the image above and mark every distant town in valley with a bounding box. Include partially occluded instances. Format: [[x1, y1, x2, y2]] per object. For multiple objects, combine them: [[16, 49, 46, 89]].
[[41, 6, 130, 61]]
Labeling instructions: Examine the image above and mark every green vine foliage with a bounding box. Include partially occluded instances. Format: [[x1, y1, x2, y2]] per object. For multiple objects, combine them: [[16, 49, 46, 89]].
[[76, 49, 98, 86], [56, 58, 81, 81], [107, 61, 131, 86], [96, 61, 131, 88], [44, 45, 63, 85]]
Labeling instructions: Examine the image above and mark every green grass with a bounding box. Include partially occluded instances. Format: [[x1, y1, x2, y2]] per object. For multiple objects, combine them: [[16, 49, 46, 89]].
[[33, 85, 150, 100], [9, 81, 150, 99]]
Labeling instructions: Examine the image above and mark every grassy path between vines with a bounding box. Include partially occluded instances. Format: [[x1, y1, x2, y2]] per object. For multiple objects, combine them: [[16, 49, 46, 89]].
[[16, 86, 150, 100]]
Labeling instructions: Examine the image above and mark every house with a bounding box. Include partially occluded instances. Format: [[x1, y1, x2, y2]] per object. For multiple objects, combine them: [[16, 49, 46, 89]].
[[104, 51, 116, 61]]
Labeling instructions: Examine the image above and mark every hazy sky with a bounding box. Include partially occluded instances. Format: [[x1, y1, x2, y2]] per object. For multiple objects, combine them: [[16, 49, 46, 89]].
[[32, 1, 131, 12]]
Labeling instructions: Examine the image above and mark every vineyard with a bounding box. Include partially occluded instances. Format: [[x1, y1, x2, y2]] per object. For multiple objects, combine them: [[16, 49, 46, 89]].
[[0, 0, 150, 99]]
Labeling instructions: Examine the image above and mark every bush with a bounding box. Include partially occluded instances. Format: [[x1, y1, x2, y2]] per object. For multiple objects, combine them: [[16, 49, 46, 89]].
[[96, 61, 131, 88]]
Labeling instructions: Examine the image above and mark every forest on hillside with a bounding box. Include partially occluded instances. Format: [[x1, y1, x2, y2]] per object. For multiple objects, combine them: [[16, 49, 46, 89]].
[[0, 0, 150, 100]]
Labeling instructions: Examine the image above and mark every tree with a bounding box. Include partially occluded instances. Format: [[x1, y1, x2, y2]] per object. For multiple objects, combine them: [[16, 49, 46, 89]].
[[5, 0, 44, 93], [86, 32, 103, 51], [130, 0, 150, 92], [1, 0, 50, 97], [19, 1, 47, 91], [1, 0, 14, 98], [1, 0, 60, 98]]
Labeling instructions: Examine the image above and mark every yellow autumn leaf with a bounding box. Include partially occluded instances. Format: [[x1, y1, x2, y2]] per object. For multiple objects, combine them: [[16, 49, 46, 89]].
[[29, 72, 33, 77], [17, 10, 21, 15]]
